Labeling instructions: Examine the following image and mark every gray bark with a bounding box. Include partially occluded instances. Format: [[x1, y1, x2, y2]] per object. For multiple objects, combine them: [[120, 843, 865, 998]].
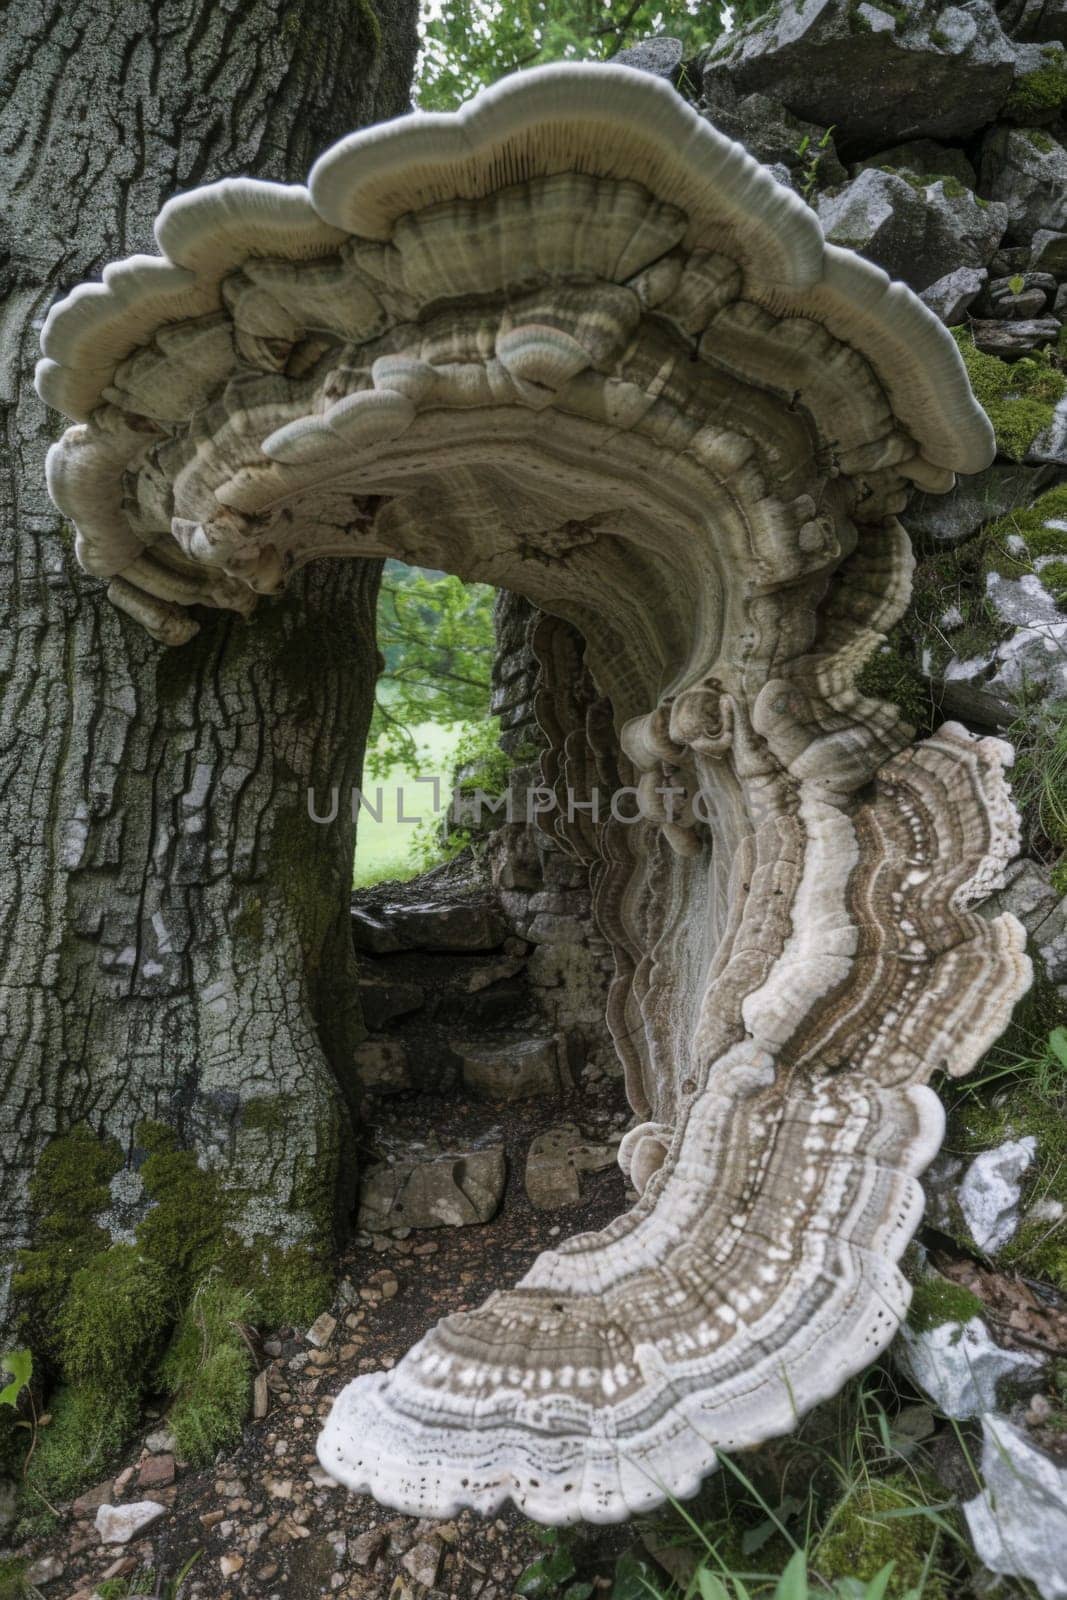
[[0, 0, 418, 1332]]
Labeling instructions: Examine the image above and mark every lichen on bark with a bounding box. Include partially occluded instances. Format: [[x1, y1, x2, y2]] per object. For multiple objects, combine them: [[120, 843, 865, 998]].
[[0, 0, 419, 1487]]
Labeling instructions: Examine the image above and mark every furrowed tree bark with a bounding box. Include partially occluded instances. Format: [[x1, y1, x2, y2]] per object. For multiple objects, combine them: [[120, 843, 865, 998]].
[[0, 0, 418, 1334]]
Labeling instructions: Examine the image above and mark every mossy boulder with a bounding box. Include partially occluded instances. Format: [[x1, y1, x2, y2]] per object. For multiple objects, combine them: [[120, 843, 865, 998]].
[[700, 0, 1018, 150], [950, 330, 1066, 460], [1002, 42, 1067, 123], [980, 124, 1067, 240], [816, 168, 1006, 291]]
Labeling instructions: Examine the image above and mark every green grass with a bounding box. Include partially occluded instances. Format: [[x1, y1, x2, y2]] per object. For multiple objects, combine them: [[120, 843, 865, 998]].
[[515, 1369, 987, 1599], [353, 718, 475, 887]]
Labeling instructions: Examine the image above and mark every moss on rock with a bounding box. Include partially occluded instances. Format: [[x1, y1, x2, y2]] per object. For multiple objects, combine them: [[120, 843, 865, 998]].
[[813, 1475, 948, 1598], [855, 625, 932, 730], [907, 1274, 983, 1333], [951, 330, 1066, 461], [1003, 50, 1067, 121], [980, 484, 1067, 602]]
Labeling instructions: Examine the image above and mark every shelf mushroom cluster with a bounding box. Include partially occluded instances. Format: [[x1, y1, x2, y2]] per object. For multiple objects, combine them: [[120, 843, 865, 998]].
[[40, 64, 1031, 1524]]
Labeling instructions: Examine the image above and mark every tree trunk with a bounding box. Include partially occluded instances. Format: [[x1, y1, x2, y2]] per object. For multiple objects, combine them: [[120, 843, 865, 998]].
[[0, 0, 418, 1335]]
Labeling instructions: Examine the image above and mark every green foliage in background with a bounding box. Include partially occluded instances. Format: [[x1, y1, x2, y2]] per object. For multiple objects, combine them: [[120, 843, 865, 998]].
[[417, 0, 704, 107], [369, 566, 496, 778]]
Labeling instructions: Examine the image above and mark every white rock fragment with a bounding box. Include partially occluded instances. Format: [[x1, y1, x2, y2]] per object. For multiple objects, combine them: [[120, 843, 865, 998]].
[[964, 1415, 1067, 1599], [306, 1311, 337, 1348], [958, 1136, 1036, 1252], [898, 1316, 1041, 1418], [95, 1499, 167, 1543]]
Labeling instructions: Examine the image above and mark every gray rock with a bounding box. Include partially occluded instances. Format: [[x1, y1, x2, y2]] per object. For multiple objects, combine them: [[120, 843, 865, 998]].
[[899, 1315, 1041, 1417], [995, 286, 1050, 315], [991, 242, 1033, 276], [25, 1555, 64, 1586], [356, 977, 424, 1029], [523, 1122, 619, 1211], [350, 905, 402, 954], [1031, 228, 1067, 272], [1036, 892, 1067, 982], [920, 265, 987, 325], [906, 462, 1044, 544], [457, 1035, 561, 1100], [525, 1124, 583, 1211], [358, 1145, 506, 1231], [997, 0, 1067, 42], [941, 568, 1067, 719], [610, 36, 683, 81], [985, 269, 1058, 307], [853, 138, 977, 187], [401, 1536, 444, 1588], [987, 566, 1063, 629], [971, 315, 1061, 355], [95, 1499, 167, 1543], [964, 1416, 1067, 1599], [816, 169, 1006, 291], [980, 126, 1067, 240], [981, 857, 1061, 937], [1033, 392, 1067, 465], [352, 1038, 411, 1094], [958, 1136, 1037, 1251], [351, 897, 507, 954], [958, 607, 1067, 718], [700, 80, 846, 185], [700, 0, 1018, 149]]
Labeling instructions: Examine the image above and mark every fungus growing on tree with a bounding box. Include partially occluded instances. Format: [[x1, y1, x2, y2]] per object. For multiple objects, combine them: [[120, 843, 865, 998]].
[[39, 65, 1031, 1525]]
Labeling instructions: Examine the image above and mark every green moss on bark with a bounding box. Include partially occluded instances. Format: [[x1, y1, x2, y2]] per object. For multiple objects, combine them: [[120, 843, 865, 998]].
[[58, 1245, 170, 1388], [25, 1384, 139, 1503], [11, 1116, 336, 1500], [10, 1126, 123, 1359], [159, 1278, 256, 1463]]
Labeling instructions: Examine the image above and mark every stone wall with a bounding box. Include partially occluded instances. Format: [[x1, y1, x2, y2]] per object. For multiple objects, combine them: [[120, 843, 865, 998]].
[[485, 592, 619, 1084], [697, 0, 1067, 742]]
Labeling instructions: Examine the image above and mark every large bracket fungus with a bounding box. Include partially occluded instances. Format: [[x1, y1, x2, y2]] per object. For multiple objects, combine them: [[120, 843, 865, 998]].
[[40, 65, 1033, 1525]]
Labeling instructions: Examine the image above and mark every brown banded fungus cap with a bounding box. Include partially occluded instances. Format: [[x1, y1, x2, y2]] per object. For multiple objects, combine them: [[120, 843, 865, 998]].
[[39, 64, 1031, 1525]]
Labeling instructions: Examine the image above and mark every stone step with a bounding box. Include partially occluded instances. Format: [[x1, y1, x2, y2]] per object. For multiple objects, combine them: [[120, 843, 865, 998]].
[[357, 1143, 506, 1232], [351, 895, 507, 955], [454, 1034, 564, 1101]]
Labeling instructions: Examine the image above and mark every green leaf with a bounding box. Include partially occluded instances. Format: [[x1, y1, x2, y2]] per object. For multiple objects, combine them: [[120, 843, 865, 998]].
[[696, 1573, 732, 1600], [612, 1550, 661, 1599], [563, 1583, 594, 1600], [1048, 1026, 1067, 1067], [515, 1544, 577, 1596], [774, 1550, 810, 1600], [862, 1564, 896, 1600], [0, 1348, 32, 1409], [741, 1517, 779, 1556]]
